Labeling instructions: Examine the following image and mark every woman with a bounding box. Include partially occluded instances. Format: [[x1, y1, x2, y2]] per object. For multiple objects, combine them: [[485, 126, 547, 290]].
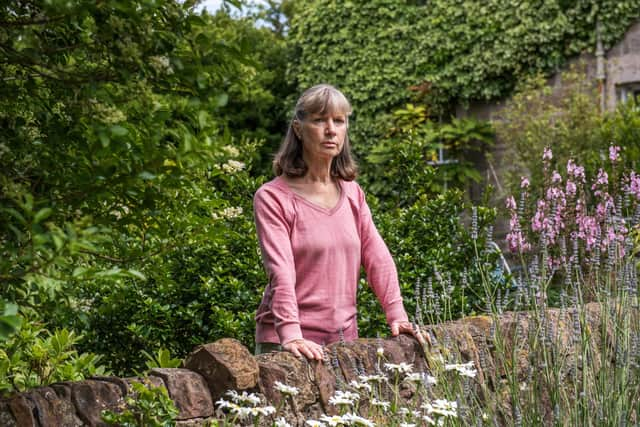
[[253, 84, 422, 360]]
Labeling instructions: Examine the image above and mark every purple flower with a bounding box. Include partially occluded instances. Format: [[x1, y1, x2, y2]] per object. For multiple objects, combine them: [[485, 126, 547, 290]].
[[566, 180, 577, 197], [575, 213, 599, 251], [626, 171, 640, 200], [546, 187, 561, 201], [609, 145, 621, 163], [552, 170, 562, 184], [521, 177, 530, 189], [507, 229, 531, 253], [532, 200, 546, 232], [543, 147, 553, 161], [592, 168, 608, 190], [505, 196, 517, 211], [595, 195, 614, 221], [566, 159, 585, 183], [507, 214, 531, 253]]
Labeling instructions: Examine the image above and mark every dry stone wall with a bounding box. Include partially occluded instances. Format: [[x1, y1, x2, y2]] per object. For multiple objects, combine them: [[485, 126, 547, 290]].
[[0, 303, 608, 426]]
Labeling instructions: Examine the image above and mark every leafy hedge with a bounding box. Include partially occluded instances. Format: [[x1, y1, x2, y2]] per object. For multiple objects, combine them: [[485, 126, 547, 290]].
[[358, 190, 499, 339], [0, 1, 274, 377]]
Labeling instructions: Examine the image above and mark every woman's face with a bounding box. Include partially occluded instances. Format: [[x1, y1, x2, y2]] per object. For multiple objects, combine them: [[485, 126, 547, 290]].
[[296, 111, 348, 163]]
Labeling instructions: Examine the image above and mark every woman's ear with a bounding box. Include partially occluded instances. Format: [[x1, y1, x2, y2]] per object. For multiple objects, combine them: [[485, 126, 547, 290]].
[[292, 120, 302, 139]]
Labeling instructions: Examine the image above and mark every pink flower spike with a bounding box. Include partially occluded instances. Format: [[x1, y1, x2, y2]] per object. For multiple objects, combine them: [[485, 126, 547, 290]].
[[520, 177, 530, 189], [543, 147, 553, 161], [505, 196, 517, 211], [595, 169, 608, 187], [566, 159, 586, 182], [627, 172, 640, 200], [609, 145, 621, 162], [552, 170, 562, 184]]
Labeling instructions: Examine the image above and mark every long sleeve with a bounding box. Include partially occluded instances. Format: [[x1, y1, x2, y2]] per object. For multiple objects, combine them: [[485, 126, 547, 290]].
[[356, 185, 408, 326], [253, 187, 303, 344]]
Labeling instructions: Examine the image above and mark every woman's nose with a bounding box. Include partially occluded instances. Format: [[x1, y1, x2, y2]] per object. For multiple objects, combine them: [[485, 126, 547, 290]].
[[325, 119, 336, 134]]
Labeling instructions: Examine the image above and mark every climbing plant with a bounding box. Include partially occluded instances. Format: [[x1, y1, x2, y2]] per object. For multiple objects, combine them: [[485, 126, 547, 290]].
[[287, 0, 640, 148]]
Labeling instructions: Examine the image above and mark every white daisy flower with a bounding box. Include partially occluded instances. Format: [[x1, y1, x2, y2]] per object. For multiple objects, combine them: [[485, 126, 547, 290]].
[[370, 399, 390, 411], [384, 362, 413, 374], [444, 361, 475, 371], [320, 414, 346, 426], [275, 417, 293, 427], [423, 415, 436, 425], [342, 413, 375, 426], [348, 380, 372, 392], [359, 374, 387, 383], [405, 373, 423, 382], [274, 380, 300, 396]]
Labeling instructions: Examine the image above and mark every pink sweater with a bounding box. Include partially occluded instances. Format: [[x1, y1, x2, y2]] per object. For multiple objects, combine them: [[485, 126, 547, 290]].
[[253, 176, 408, 346]]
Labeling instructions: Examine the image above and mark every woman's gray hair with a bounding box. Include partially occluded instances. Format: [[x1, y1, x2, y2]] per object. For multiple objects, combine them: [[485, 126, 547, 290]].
[[273, 84, 358, 180]]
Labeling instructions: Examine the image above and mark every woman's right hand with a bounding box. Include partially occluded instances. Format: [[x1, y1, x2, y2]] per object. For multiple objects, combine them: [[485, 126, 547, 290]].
[[283, 338, 324, 361]]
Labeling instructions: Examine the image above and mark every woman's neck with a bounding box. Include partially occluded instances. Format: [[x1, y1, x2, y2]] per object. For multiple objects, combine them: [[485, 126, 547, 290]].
[[302, 157, 333, 184]]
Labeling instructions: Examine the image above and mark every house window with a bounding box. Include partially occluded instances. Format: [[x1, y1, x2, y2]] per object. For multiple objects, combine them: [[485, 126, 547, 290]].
[[617, 82, 640, 105], [426, 146, 458, 166]]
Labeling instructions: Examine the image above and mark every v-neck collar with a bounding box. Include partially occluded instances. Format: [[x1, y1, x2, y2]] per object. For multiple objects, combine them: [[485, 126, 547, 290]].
[[275, 176, 345, 215]]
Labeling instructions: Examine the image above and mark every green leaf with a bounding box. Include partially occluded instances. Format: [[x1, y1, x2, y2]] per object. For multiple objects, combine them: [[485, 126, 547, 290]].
[[214, 93, 228, 107], [138, 171, 156, 180], [126, 269, 147, 281], [52, 234, 64, 251], [198, 110, 208, 129], [98, 131, 110, 148], [109, 125, 128, 137], [2, 208, 27, 226], [0, 302, 22, 341], [33, 208, 53, 224]]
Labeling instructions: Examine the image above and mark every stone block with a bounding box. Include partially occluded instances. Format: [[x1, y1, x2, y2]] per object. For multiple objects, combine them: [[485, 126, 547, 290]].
[[257, 350, 319, 414], [68, 379, 124, 426], [0, 398, 18, 427], [149, 368, 213, 420], [26, 386, 82, 427], [8, 394, 36, 427], [183, 338, 259, 401]]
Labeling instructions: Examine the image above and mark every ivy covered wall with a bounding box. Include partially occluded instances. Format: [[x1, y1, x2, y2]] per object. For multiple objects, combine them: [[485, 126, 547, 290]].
[[287, 0, 640, 145]]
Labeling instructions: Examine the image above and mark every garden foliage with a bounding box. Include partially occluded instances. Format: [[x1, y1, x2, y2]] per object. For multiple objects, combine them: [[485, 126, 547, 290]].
[[359, 191, 499, 339], [0, 0, 273, 378], [2, 0, 640, 405], [364, 103, 493, 209], [102, 381, 179, 427], [288, 0, 640, 148], [496, 67, 640, 196]]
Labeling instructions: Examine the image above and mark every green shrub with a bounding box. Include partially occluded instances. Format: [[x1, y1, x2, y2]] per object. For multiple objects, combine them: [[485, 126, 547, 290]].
[[0, 1, 275, 377], [67, 139, 267, 374], [358, 190, 500, 338], [0, 323, 106, 397], [363, 103, 493, 209], [102, 381, 179, 427]]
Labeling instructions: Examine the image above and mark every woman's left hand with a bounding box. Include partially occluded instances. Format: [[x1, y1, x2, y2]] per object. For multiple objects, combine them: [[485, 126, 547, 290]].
[[391, 321, 432, 346]]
